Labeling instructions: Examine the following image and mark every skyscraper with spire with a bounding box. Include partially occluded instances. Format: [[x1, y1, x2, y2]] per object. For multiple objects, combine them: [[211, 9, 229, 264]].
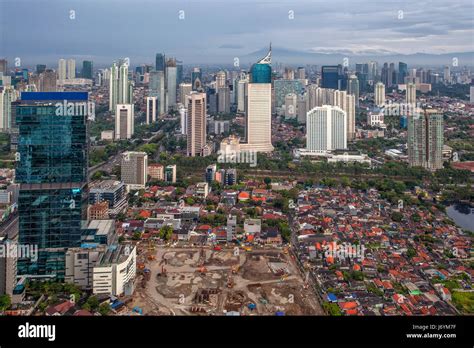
[[241, 44, 274, 153]]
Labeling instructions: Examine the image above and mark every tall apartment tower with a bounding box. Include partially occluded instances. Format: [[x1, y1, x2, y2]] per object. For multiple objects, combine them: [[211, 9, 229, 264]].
[[15, 92, 89, 280], [121, 152, 148, 189], [67, 59, 76, 79], [58, 59, 67, 81], [115, 104, 134, 140], [406, 82, 417, 105], [109, 61, 132, 112], [0, 86, 17, 131], [146, 97, 156, 124], [408, 109, 444, 171], [186, 92, 207, 156], [241, 45, 274, 153], [375, 82, 385, 107], [306, 105, 347, 152]]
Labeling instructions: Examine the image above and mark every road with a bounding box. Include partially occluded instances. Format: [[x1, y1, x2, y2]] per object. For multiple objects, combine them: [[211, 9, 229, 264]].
[[88, 130, 163, 178]]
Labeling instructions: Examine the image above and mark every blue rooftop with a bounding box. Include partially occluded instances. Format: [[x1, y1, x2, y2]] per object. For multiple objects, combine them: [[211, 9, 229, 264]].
[[21, 92, 88, 101]]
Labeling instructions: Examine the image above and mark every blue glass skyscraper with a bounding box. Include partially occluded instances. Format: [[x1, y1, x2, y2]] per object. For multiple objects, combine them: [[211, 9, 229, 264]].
[[16, 92, 89, 279], [321, 65, 343, 90], [250, 46, 272, 84]]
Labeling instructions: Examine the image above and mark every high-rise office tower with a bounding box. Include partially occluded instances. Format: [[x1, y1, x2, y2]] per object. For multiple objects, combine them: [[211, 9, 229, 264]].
[[179, 83, 192, 107], [149, 70, 166, 115], [375, 82, 385, 107], [36, 64, 46, 75], [146, 97, 157, 124], [236, 75, 248, 113], [347, 74, 359, 106], [216, 71, 230, 114], [109, 63, 119, 111], [82, 60, 93, 79], [0, 59, 7, 75], [186, 92, 207, 157], [406, 82, 416, 105], [16, 92, 89, 279], [121, 152, 148, 189], [389, 63, 396, 87], [109, 61, 132, 112], [58, 59, 67, 81], [115, 104, 134, 140], [192, 67, 203, 91], [297, 67, 306, 80], [443, 66, 451, 84], [155, 53, 165, 72], [306, 105, 347, 152], [345, 94, 356, 141], [283, 67, 294, 80], [321, 65, 342, 89], [408, 109, 444, 171], [0, 86, 17, 131], [166, 59, 177, 110], [40, 69, 57, 92], [67, 59, 76, 79], [176, 61, 183, 85], [297, 93, 308, 124], [178, 104, 187, 134], [241, 45, 274, 153], [368, 61, 378, 81], [398, 62, 408, 85], [118, 63, 130, 104], [470, 86, 474, 104]]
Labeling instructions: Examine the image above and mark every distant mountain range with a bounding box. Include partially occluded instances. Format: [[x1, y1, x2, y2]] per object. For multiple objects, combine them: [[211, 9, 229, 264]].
[[241, 47, 474, 67]]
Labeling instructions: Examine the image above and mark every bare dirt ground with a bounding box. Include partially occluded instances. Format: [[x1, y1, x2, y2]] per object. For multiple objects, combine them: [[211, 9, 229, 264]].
[[129, 245, 324, 316]]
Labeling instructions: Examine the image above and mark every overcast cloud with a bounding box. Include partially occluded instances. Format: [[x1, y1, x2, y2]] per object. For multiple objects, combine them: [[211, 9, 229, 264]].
[[0, 0, 473, 65]]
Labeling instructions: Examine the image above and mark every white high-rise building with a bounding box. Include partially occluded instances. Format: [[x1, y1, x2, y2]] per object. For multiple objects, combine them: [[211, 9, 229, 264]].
[[109, 63, 118, 111], [146, 97, 157, 124], [118, 63, 130, 104], [67, 59, 76, 79], [186, 92, 207, 156], [58, 59, 67, 81], [406, 83, 416, 105], [109, 61, 132, 112], [241, 83, 274, 153], [115, 104, 134, 140], [470, 86, 474, 104], [375, 82, 385, 107], [306, 105, 347, 152], [178, 104, 187, 135], [0, 86, 17, 131], [121, 152, 148, 189]]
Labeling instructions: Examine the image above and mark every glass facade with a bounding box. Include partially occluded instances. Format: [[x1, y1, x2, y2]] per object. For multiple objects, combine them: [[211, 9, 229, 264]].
[[16, 92, 89, 279], [321, 65, 342, 90], [250, 63, 272, 84]]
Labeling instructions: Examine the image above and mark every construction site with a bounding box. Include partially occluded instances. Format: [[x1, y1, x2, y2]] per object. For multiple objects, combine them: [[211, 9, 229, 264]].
[[128, 243, 324, 316]]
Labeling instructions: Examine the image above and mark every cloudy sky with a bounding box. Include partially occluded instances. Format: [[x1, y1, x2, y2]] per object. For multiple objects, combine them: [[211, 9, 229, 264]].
[[1, 0, 473, 66]]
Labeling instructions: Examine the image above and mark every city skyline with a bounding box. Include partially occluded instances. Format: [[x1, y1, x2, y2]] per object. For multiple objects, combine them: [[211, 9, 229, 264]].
[[1, 0, 474, 66]]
